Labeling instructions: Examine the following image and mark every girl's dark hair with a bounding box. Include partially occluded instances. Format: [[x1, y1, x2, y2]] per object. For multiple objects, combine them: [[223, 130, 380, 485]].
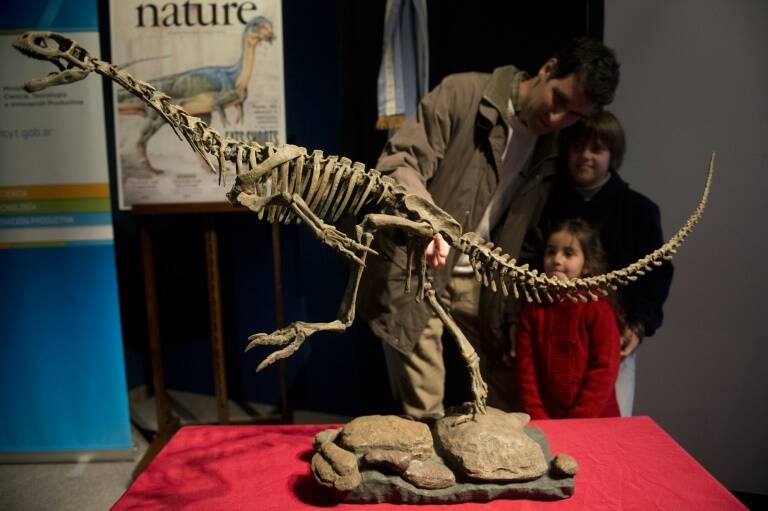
[[545, 218, 606, 277], [560, 110, 626, 172]]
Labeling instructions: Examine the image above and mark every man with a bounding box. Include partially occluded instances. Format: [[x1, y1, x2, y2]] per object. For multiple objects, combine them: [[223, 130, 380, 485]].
[[357, 38, 620, 418]]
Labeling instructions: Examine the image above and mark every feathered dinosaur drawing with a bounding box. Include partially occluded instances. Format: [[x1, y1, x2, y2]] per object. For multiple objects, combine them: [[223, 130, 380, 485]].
[[116, 16, 275, 174], [13, 32, 714, 418]]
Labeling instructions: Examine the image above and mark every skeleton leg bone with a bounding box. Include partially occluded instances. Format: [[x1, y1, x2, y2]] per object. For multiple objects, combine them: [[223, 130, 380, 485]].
[[424, 286, 488, 420], [235, 191, 376, 265], [246, 230, 375, 371]]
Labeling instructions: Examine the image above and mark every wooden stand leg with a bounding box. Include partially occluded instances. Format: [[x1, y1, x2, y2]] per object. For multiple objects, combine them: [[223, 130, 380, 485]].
[[133, 221, 180, 479], [271, 224, 291, 422], [205, 220, 230, 424]]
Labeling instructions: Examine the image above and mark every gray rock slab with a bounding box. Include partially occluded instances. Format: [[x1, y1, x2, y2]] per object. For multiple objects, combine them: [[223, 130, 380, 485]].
[[341, 427, 574, 504]]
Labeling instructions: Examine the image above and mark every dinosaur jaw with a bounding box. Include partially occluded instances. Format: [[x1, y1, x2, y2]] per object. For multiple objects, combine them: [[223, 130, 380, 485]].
[[13, 31, 94, 92]]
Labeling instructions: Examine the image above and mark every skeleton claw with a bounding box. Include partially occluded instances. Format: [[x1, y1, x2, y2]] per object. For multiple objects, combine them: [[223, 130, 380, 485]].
[[246, 323, 311, 371], [245, 332, 279, 349], [255, 341, 303, 372], [447, 401, 485, 425], [246, 323, 308, 349]]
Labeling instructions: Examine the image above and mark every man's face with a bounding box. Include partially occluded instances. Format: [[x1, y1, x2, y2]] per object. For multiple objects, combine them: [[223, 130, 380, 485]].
[[518, 59, 595, 135]]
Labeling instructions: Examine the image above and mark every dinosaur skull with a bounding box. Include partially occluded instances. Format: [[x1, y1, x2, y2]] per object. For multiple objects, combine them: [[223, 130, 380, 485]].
[[13, 31, 93, 92]]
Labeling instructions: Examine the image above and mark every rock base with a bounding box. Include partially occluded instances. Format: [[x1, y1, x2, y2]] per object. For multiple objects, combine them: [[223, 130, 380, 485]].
[[310, 410, 575, 504], [342, 427, 573, 504]]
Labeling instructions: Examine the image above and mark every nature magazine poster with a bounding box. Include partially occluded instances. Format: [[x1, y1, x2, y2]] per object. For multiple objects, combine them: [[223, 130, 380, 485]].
[[109, 0, 286, 208]]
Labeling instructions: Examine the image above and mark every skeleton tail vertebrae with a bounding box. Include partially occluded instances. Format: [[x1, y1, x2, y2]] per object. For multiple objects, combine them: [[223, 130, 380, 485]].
[[13, 31, 714, 305], [456, 153, 714, 303]]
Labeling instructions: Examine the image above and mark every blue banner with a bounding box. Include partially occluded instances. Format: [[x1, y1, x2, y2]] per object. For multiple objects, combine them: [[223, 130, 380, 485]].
[[0, 0, 131, 458], [0, 0, 99, 32]]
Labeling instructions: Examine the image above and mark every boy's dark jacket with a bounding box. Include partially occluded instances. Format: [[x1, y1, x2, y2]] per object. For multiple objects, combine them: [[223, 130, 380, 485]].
[[539, 171, 674, 337]]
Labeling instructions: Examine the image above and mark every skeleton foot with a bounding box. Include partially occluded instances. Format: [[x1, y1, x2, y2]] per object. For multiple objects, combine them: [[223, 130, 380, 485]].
[[245, 321, 316, 371], [467, 354, 488, 416], [446, 403, 479, 426], [446, 361, 489, 426], [245, 319, 350, 372]]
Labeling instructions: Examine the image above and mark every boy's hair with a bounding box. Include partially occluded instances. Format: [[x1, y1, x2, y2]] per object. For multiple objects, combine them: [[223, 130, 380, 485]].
[[560, 110, 626, 172], [549, 37, 620, 109], [545, 218, 606, 277]]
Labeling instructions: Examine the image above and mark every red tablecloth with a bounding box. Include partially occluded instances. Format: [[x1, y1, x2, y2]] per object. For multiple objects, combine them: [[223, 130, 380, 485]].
[[111, 416, 745, 510]]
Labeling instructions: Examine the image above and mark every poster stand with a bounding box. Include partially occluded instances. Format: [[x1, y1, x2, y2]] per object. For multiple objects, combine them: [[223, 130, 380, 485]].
[[131, 202, 290, 477]]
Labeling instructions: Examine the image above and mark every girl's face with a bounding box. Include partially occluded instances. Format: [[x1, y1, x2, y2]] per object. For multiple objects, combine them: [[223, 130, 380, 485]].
[[567, 137, 611, 188], [544, 230, 586, 281]]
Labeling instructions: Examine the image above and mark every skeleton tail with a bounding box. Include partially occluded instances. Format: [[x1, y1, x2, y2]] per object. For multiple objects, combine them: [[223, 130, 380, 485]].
[[459, 153, 715, 303]]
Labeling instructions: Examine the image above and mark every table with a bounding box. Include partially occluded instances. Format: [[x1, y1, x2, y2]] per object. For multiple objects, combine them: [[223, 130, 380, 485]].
[[111, 416, 745, 510]]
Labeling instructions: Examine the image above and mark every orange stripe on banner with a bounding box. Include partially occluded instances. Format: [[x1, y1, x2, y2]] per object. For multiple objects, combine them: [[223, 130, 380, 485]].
[[0, 184, 110, 201]]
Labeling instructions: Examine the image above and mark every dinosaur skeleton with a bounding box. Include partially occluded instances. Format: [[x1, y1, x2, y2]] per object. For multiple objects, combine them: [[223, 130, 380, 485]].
[[13, 31, 714, 417]]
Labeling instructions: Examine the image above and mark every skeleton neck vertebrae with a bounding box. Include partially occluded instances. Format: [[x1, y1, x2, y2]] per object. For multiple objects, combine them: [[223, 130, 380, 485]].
[[13, 31, 714, 418]]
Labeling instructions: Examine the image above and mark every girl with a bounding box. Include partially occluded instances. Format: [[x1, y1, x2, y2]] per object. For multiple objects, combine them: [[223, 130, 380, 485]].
[[515, 218, 620, 419]]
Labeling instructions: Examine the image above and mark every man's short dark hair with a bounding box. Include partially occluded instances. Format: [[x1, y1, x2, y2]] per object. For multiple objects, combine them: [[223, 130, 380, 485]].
[[550, 37, 620, 109]]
